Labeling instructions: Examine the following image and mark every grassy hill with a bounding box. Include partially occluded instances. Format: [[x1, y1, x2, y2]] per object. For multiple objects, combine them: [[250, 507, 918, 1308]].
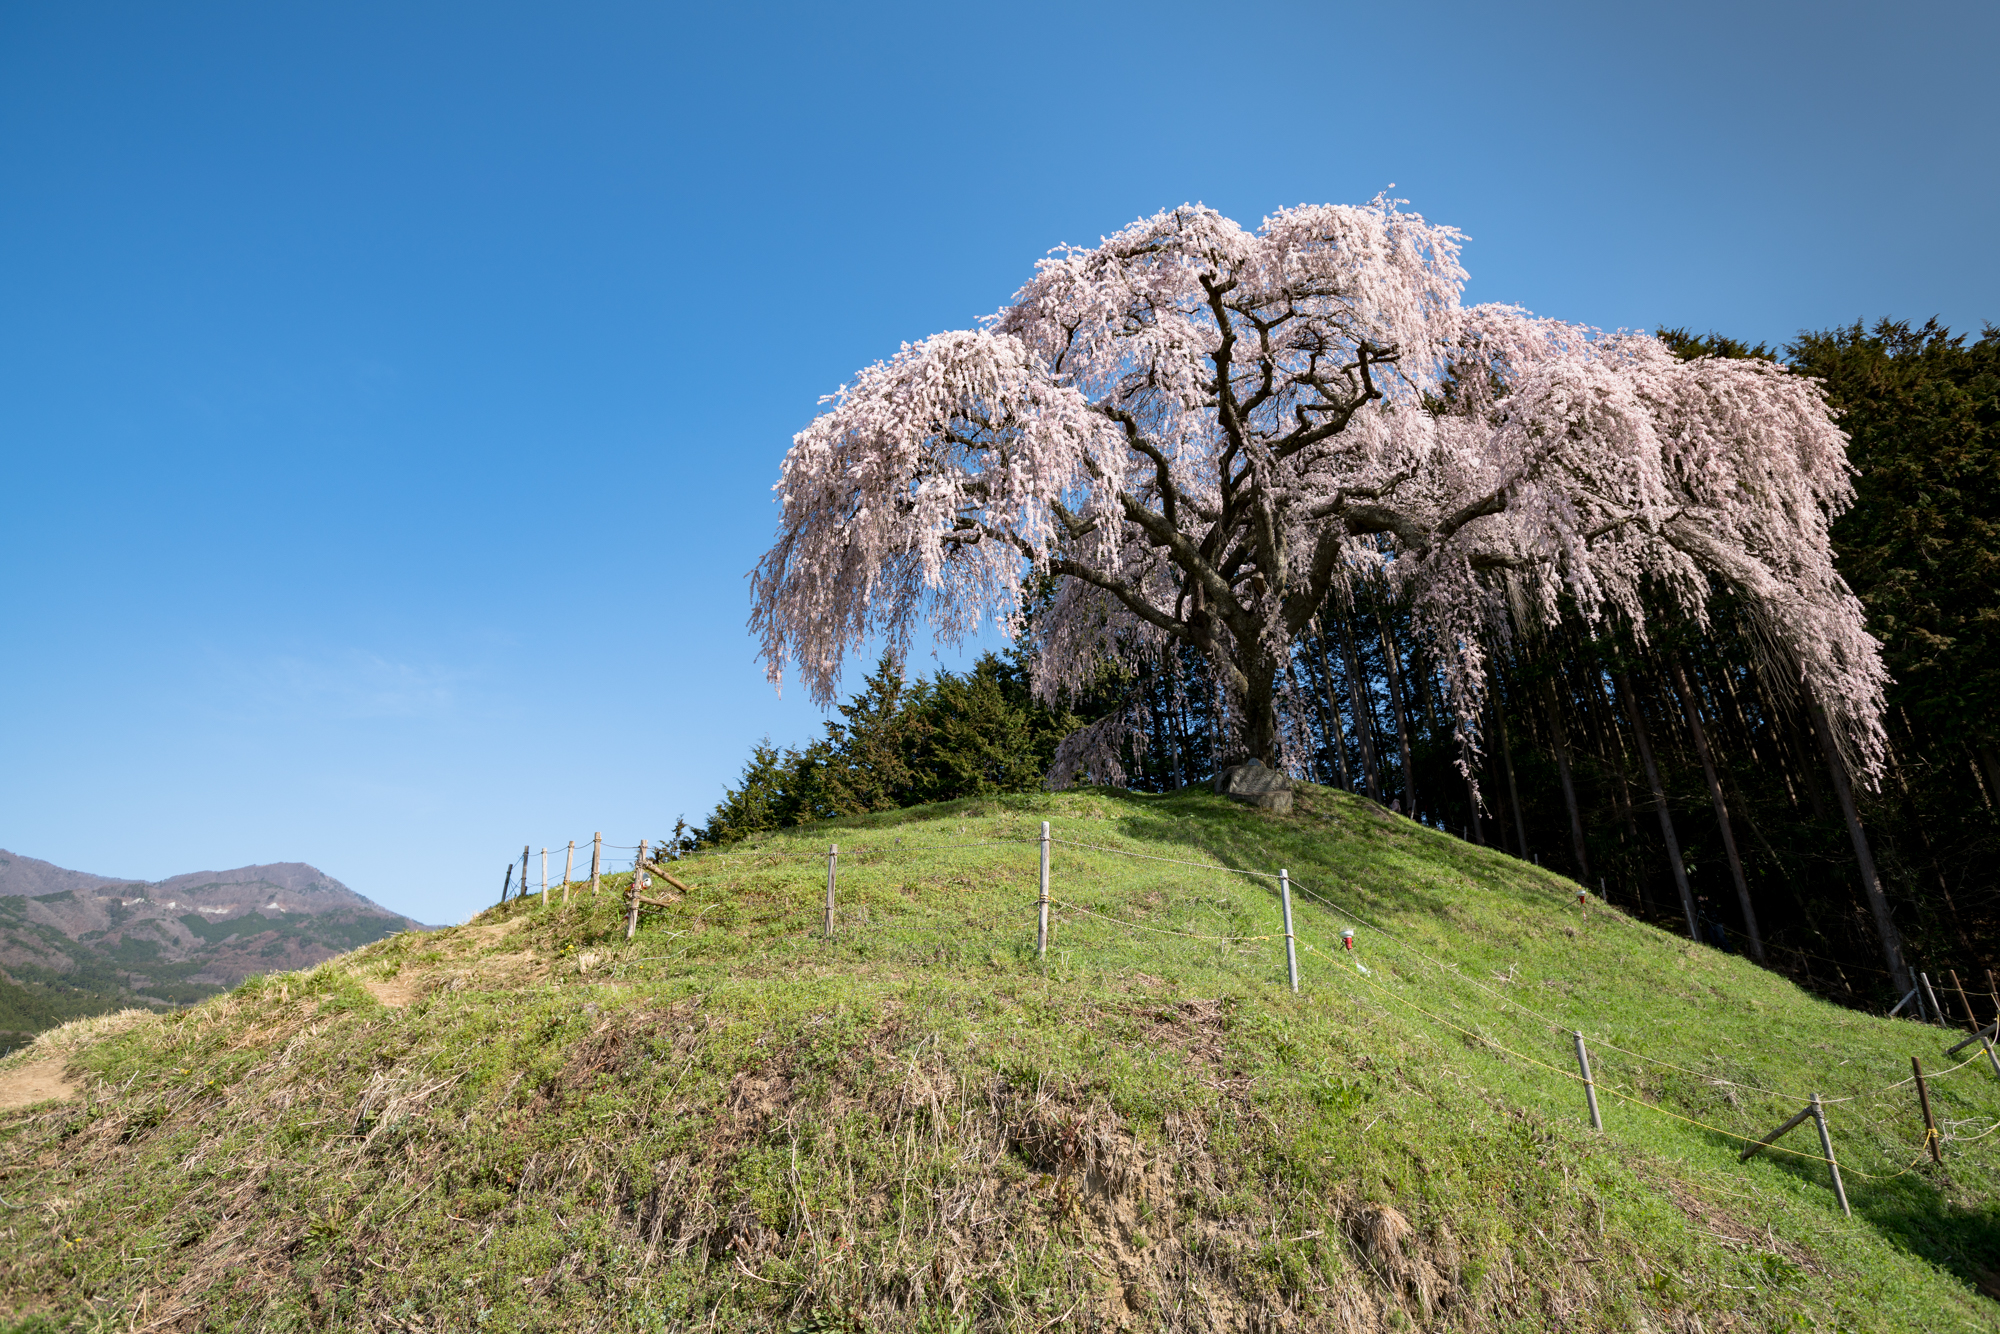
[[2, 785, 1997, 1331]]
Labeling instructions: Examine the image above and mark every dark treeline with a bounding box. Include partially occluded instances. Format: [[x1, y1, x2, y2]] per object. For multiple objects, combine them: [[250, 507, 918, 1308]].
[[697, 318, 1996, 1014]]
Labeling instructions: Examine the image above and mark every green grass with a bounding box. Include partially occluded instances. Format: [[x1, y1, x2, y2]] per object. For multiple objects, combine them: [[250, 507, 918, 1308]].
[[1, 784, 1996, 1331]]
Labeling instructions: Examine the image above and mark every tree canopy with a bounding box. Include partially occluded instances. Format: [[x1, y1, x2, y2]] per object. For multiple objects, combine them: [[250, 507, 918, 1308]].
[[752, 199, 1888, 782], [693, 653, 1078, 846]]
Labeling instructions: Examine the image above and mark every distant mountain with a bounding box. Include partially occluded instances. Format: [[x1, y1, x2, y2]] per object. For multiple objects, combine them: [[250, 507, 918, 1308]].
[[0, 849, 424, 1046]]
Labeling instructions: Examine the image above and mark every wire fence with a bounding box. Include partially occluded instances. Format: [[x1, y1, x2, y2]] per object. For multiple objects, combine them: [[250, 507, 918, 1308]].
[[485, 821, 2000, 1209]]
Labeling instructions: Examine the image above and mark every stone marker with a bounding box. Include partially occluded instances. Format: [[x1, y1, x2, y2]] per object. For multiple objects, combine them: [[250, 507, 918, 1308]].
[[1214, 758, 1294, 813]]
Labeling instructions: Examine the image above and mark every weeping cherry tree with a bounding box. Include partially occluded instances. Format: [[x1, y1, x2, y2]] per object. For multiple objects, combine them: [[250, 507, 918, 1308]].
[[750, 197, 1888, 835]]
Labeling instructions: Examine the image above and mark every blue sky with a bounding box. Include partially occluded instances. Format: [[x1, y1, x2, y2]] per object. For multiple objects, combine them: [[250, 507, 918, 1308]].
[[3, 1, 1994, 924]]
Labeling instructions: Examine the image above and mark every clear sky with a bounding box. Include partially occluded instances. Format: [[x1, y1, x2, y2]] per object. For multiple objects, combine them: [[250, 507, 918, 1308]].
[[3, 1, 1994, 924]]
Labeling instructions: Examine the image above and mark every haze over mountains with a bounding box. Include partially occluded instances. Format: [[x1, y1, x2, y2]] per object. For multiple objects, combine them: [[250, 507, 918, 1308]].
[[0, 849, 423, 1043]]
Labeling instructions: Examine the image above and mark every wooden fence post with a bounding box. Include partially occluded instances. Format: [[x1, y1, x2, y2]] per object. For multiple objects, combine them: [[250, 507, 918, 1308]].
[[625, 839, 647, 940], [590, 832, 602, 897], [1811, 1094, 1851, 1218], [1573, 1032, 1602, 1131], [1949, 970, 1980, 1030], [520, 846, 530, 902], [823, 844, 838, 940], [1280, 870, 1298, 994], [1912, 1058, 1943, 1164], [499, 864, 512, 904], [540, 847, 548, 906], [1037, 822, 1050, 960], [562, 841, 575, 906]]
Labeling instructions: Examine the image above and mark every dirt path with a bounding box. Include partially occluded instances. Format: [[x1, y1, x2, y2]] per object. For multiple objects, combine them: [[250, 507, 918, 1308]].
[[364, 976, 421, 1008], [0, 1059, 77, 1111]]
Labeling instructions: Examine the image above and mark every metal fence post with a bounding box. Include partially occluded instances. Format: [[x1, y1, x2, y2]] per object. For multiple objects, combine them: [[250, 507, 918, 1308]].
[[1037, 822, 1050, 960], [1280, 870, 1298, 994], [1573, 1031, 1602, 1131], [824, 843, 838, 939]]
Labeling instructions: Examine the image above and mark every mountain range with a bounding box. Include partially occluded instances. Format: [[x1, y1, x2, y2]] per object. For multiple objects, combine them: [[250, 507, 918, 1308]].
[[0, 849, 423, 1044]]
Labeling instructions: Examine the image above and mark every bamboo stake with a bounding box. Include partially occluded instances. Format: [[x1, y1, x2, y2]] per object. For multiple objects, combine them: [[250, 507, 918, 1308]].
[[1738, 1105, 1815, 1162], [1921, 973, 1948, 1028], [1812, 1095, 1851, 1217]]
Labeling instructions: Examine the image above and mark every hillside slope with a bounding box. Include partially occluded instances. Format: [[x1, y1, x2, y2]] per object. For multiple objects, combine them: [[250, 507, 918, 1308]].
[[0, 852, 421, 1043], [2, 787, 1997, 1332]]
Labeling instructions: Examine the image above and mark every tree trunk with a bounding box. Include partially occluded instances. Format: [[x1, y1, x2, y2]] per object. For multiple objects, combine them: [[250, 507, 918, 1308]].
[[1596, 671, 1648, 910], [1243, 654, 1280, 765], [1464, 763, 1486, 844], [1668, 656, 1763, 962], [1378, 612, 1417, 816], [1493, 689, 1530, 858], [1312, 623, 1353, 789], [1539, 673, 1591, 880], [1807, 690, 1912, 993], [1339, 612, 1381, 801], [1978, 741, 2000, 815], [1616, 669, 1701, 942]]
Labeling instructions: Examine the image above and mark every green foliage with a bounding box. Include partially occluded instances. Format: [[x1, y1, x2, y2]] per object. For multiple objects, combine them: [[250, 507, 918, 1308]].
[[695, 652, 1078, 845], [1790, 319, 2000, 739]]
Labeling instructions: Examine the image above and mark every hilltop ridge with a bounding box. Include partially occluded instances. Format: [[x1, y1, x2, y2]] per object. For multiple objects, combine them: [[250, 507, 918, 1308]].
[[1, 787, 1996, 1331]]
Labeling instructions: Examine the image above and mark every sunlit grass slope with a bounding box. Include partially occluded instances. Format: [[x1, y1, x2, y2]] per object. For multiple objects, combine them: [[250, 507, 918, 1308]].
[[3, 785, 1998, 1332]]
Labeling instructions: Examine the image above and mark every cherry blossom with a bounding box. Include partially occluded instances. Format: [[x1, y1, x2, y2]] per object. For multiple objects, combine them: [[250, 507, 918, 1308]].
[[752, 199, 1886, 784]]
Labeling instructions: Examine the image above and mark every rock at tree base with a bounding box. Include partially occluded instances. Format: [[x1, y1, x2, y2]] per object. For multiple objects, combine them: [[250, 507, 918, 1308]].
[[1214, 759, 1293, 813]]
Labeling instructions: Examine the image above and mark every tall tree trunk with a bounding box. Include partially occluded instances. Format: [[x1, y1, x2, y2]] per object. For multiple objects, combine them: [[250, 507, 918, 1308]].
[[1585, 660, 1647, 912], [1978, 741, 2000, 815], [1339, 612, 1381, 802], [1464, 763, 1486, 844], [1806, 691, 1912, 993], [1616, 669, 1701, 942], [1312, 622, 1353, 789], [1539, 673, 1591, 880], [1668, 656, 1763, 962], [1242, 647, 1282, 764], [1965, 743, 1996, 813], [1493, 688, 1530, 858], [1378, 612, 1417, 816]]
